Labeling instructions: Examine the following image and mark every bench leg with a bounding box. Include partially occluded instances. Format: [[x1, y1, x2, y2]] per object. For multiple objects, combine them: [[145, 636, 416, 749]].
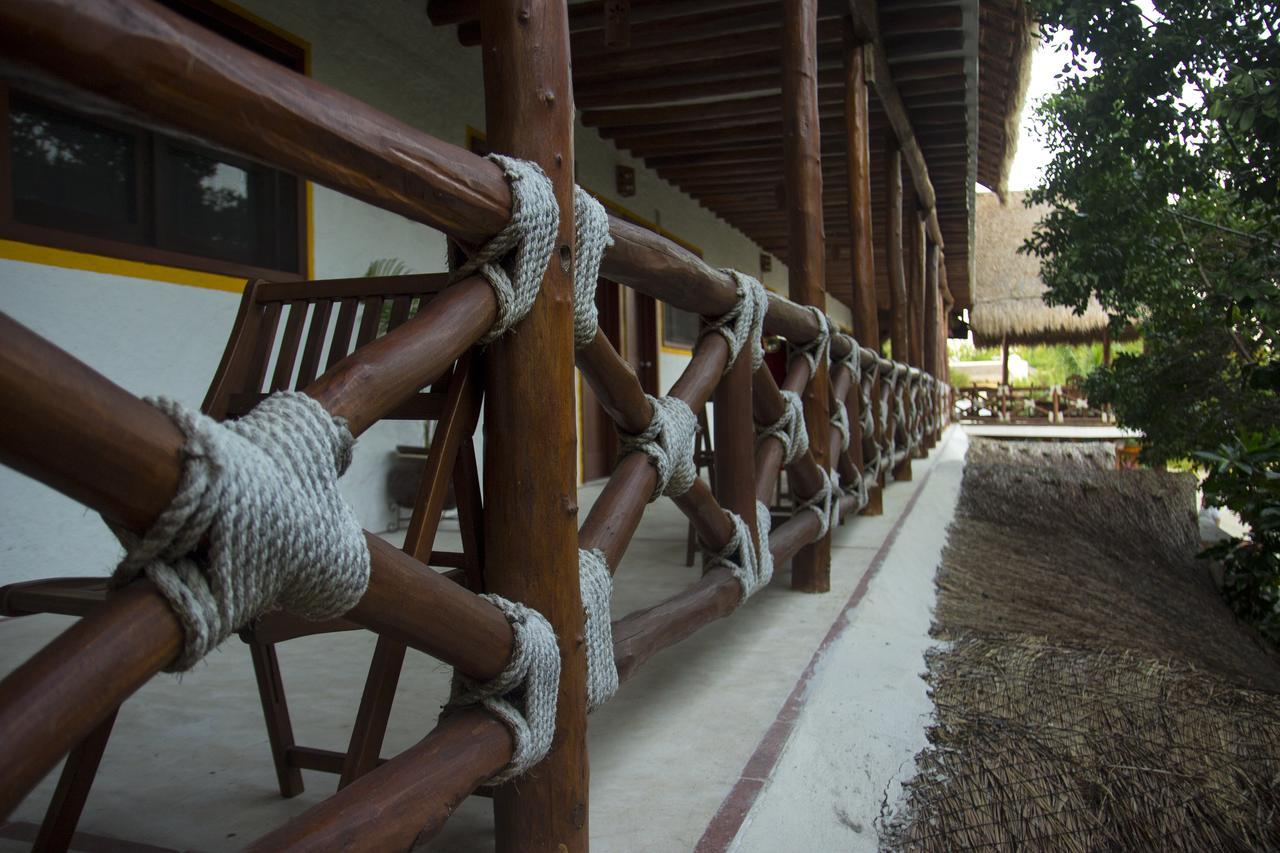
[[249, 641, 304, 798], [33, 708, 118, 853], [338, 637, 406, 790]]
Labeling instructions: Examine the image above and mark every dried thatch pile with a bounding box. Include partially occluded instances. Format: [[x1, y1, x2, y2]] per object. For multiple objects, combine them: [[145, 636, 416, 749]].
[[883, 439, 1280, 850]]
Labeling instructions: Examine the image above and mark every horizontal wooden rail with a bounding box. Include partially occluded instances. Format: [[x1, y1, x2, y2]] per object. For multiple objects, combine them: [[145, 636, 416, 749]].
[[246, 709, 511, 851], [0, 307, 514, 818]]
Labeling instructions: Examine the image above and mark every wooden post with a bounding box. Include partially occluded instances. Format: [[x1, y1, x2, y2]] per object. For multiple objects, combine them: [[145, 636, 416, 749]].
[[923, 241, 939, 447], [1103, 326, 1112, 366], [714, 342, 759, 576], [885, 141, 911, 479], [478, 3, 587, 850], [843, 33, 882, 515], [906, 199, 926, 371], [783, 0, 831, 593], [1000, 335, 1010, 422], [886, 143, 908, 366]]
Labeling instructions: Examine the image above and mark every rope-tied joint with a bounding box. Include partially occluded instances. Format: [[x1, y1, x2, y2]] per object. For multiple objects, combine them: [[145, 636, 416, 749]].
[[450, 154, 559, 344], [448, 595, 560, 784], [704, 270, 768, 374], [758, 389, 809, 465], [578, 548, 618, 711], [620, 395, 698, 502], [790, 306, 831, 378], [796, 466, 840, 541], [572, 188, 614, 349], [705, 501, 774, 602], [113, 392, 370, 671]]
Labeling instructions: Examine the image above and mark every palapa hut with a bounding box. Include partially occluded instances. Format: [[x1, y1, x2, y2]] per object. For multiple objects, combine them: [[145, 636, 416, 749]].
[[971, 190, 1114, 349]]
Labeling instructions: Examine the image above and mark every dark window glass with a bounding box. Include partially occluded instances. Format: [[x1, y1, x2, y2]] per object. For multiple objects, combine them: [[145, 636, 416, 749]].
[[663, 303, 701, 349], [156, 143, 297, 271], [10, 97, 141, 242]]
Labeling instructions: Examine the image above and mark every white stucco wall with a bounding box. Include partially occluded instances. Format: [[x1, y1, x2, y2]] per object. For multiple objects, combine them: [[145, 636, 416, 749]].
[[0, 0, 853, 586]]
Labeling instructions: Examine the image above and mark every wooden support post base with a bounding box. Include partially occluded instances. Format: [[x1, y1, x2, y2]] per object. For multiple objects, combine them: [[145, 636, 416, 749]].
[[861, 484, 884, 516], [893, 458, 913, 482], [912, 445, 927, 459]]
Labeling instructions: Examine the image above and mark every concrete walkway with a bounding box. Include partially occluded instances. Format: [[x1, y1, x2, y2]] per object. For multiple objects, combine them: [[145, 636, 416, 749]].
[[962, 423, 1136, 440], [0, 429, 964, 852]]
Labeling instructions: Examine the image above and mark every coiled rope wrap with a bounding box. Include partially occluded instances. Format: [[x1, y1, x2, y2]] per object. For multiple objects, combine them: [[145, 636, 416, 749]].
[[758, 389, 809, 464], [578, 548, 618, 711], [449, 154, 559, 343], [447, 595, 560, 783], [706, 501, 775, 601], [112, 392, 369, 672], [795, 466, 840, 541], [620, 394, 699, 502], [703, 270, 768, 373], [829, 332, 861, 453], [859, 365, 880, 484], [572, 187, 614, 349], [790, 306, 830, 377]]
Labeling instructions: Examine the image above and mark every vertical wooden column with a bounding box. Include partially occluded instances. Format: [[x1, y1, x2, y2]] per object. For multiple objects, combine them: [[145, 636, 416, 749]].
[[885, 142, 911, 479], [479, 3, 587, 850], [906, 200, 926, 370], [784, 0, 831, 592], [843, 33, 882, 515], [923, 241, 940, 447]]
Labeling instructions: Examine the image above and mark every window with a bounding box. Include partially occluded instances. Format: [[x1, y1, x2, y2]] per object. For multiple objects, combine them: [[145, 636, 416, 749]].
[[662, 303, 701, 350], [0, 1, 306, 279]]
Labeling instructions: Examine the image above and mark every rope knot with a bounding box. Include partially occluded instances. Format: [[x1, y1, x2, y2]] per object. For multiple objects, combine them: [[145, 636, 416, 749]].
[[705, 502, 774, 602], [450, 154, 559, 344], [578, 548, 618, 711], [620, 395, 698, 501], [791, 307, 831, 376], [449, 595, 560, 783], [758, 389, 809, 465], [572, 187, 614, 349], [704, 270, 768, 373], [113, 392, 369, 671]]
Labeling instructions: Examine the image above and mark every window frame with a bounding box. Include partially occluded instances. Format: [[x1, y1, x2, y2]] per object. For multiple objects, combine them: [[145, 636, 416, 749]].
[[0, 1, 309, 282]]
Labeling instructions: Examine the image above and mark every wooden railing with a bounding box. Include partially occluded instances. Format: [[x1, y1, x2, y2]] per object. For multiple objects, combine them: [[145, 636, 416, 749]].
[[0, 0, 953, 849], [952, 384, 1112, 424]]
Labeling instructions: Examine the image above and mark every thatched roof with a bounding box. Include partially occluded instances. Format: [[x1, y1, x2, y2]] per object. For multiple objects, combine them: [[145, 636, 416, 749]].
[[971, 190, 1114, 347]]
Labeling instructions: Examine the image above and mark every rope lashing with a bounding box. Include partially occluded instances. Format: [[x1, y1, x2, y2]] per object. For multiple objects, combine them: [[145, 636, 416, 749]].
[[832, 333, 862, 383], [795, 466, 839, 541], [449, 154, 558, 344], [447, 595, 560, 783], [757, 389, 810, 465], [578, 548, 617, 711], [112, 392, 369, 671], [620, 394, 698, 501], [705, 501, 774, 601], [703, 270, 768, 373], [790, 306, 830, 377], [572, 187, 614, 349], [830, 398, 851, 452]]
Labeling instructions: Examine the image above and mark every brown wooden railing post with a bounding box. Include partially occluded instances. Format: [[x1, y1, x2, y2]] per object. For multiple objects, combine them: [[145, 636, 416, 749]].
[[478, 2, 587, 849], [843, 33, 882, 515], [924, 240, 940, 447], [885, 142, 912, 480], [783, 0, 831, 592]]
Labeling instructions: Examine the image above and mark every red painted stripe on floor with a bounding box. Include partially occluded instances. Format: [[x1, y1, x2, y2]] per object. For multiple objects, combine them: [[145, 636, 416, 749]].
[[694, 428, 956, 852]]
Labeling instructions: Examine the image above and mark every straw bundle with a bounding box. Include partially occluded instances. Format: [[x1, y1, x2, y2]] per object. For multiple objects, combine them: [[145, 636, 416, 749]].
[[883, 445, 1280, 850], [964, 437, 1115, 471]]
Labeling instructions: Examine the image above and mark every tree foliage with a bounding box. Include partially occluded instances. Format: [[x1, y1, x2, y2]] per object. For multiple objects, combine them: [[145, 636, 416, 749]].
[[1026, 0, 1279, 460], [1025, 0, 1279, 638]]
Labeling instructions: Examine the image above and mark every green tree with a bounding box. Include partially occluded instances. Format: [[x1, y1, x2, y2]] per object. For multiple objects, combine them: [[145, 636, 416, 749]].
[[1025, 0, 1279, 637]]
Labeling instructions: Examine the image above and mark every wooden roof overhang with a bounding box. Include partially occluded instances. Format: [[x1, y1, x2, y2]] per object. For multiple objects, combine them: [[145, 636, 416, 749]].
[[428, 0, 1032, 314]]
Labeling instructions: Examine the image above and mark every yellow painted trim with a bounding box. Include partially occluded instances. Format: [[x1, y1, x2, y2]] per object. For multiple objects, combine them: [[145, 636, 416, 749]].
[[661, 344, 694, 356], [0, 240, 247, 293]]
